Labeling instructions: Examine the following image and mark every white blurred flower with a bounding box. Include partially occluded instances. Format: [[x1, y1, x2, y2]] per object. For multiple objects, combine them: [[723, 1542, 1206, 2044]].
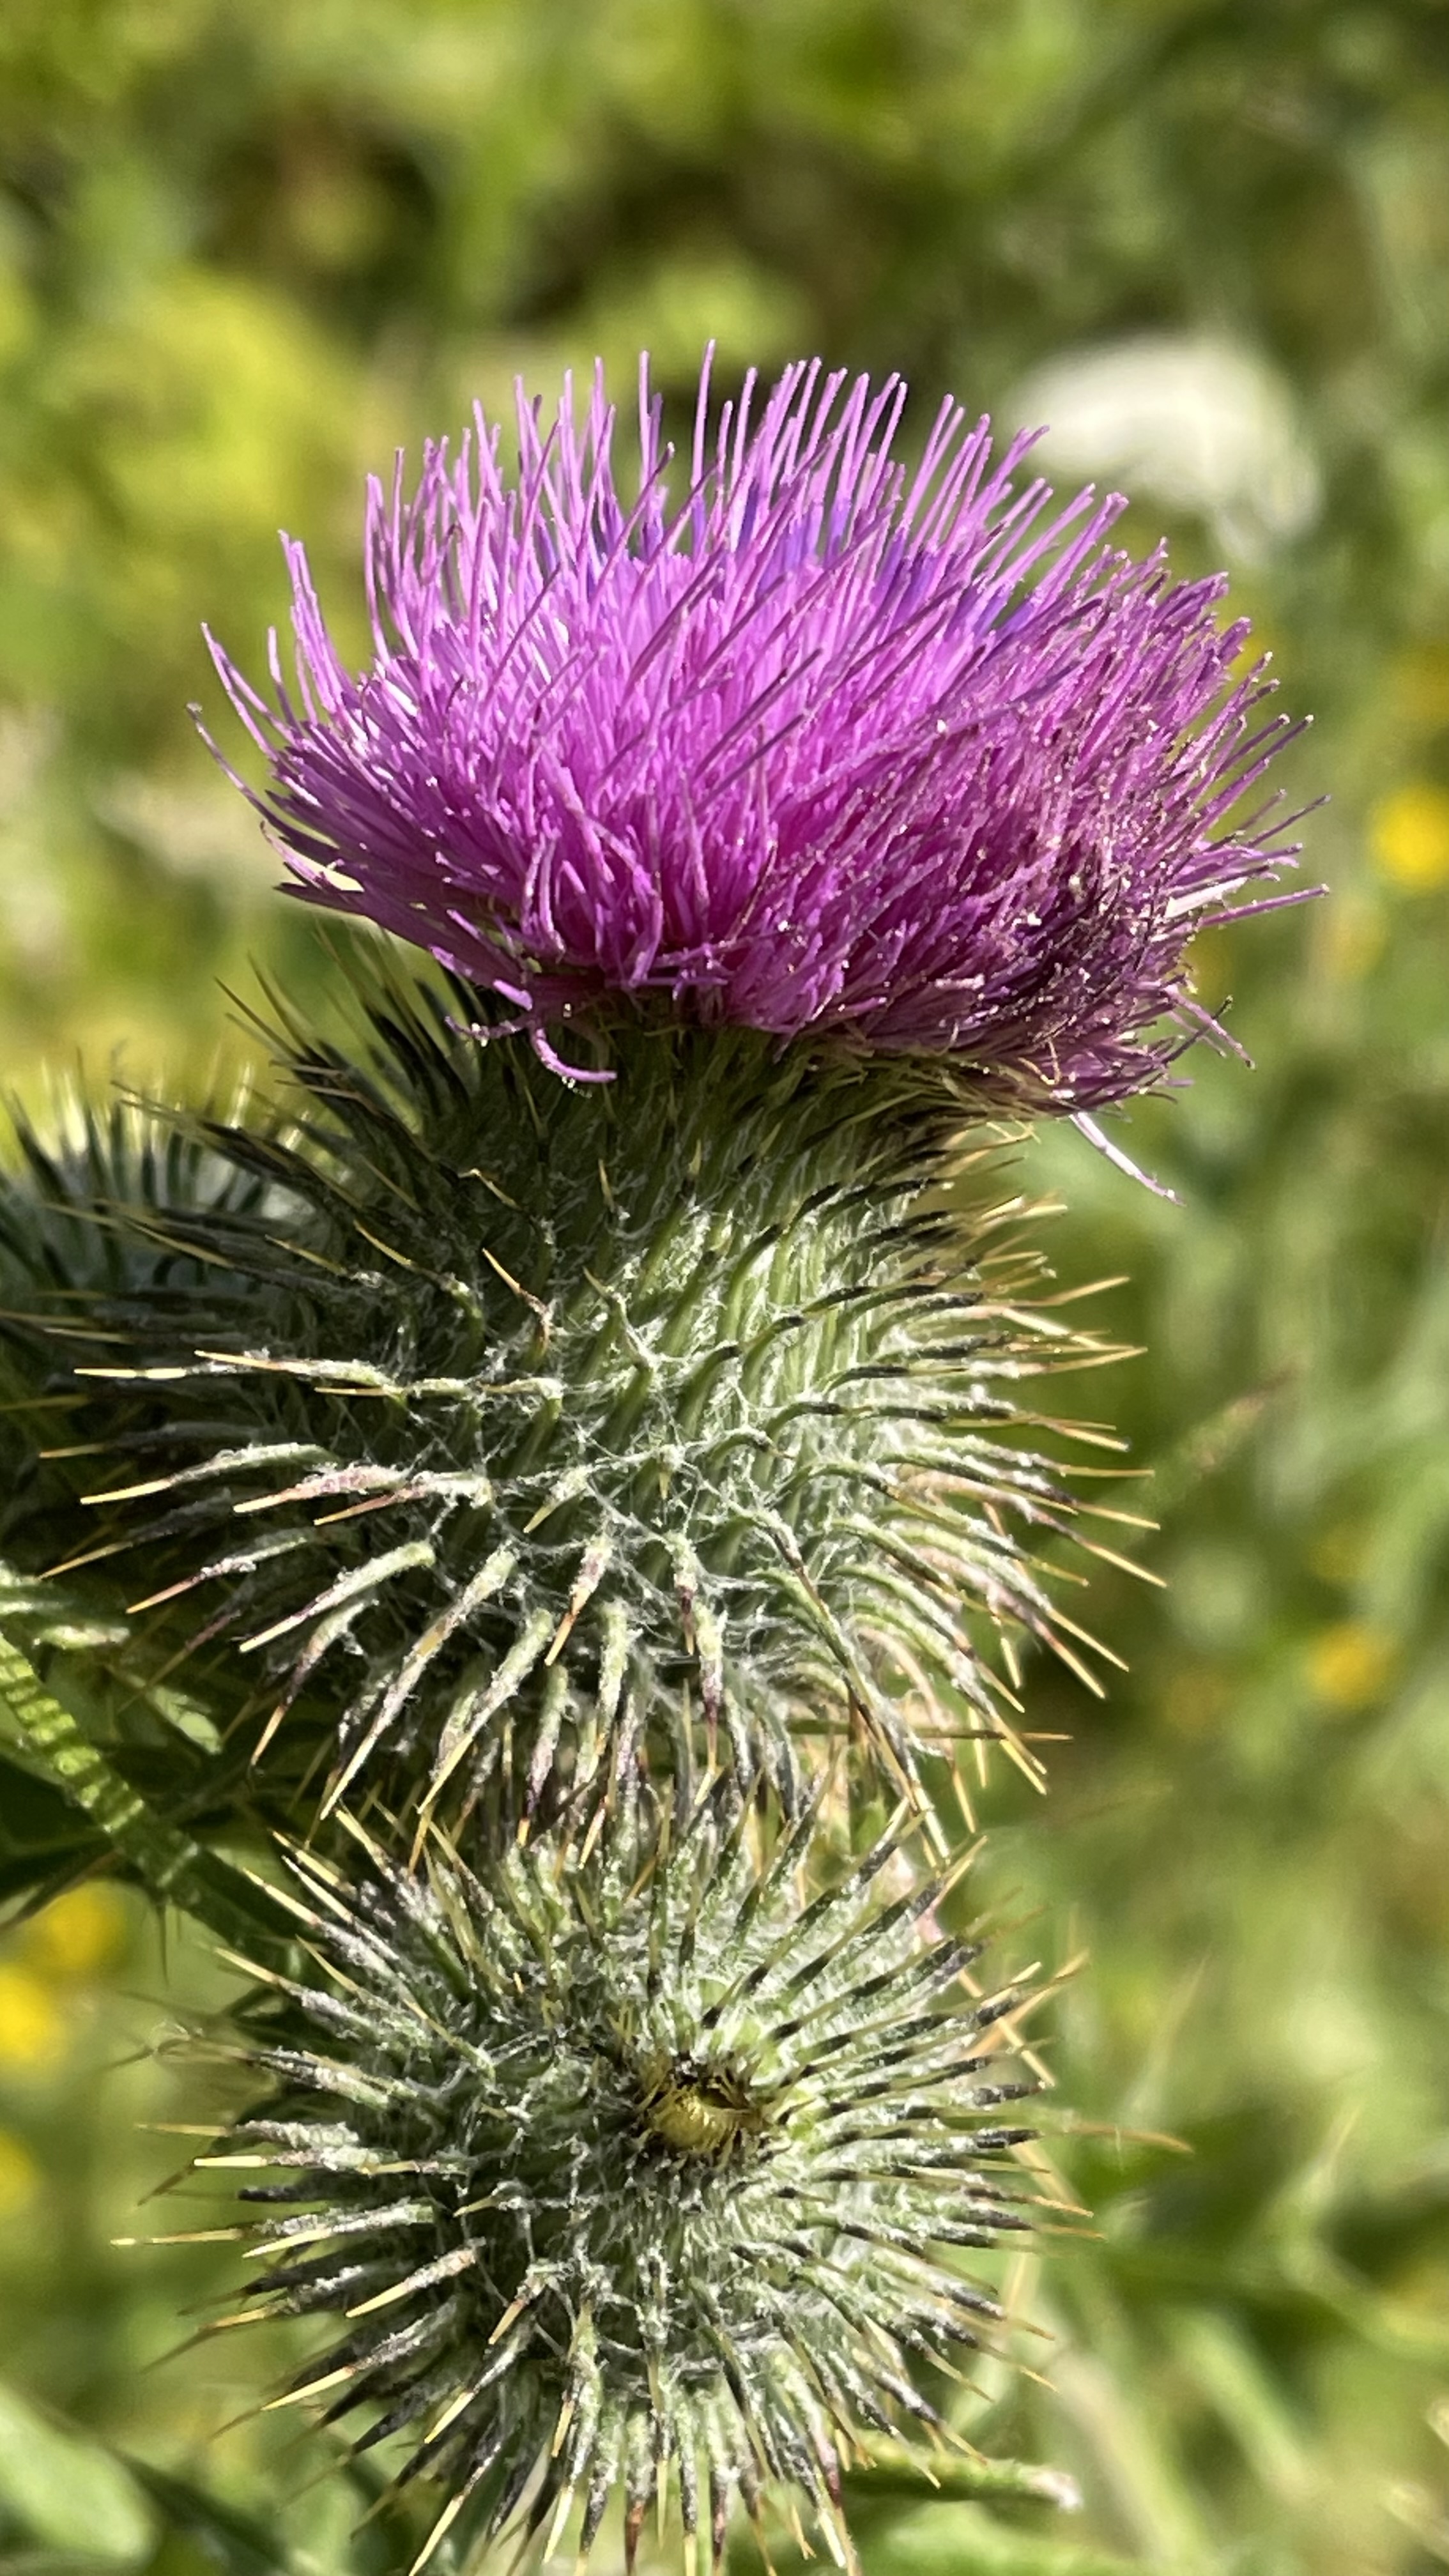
[[1009, 334, 1321, 559], [0, 710, 68, 970], [98, 769, 276, 894]]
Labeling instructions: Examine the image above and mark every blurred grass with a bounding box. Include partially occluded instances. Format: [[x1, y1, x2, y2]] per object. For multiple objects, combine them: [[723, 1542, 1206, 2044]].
[[2, 3, 1449, 2571]]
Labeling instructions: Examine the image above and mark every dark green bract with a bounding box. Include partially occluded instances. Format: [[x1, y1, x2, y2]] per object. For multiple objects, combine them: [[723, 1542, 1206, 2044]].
[[0, 969, 1120, 1829]]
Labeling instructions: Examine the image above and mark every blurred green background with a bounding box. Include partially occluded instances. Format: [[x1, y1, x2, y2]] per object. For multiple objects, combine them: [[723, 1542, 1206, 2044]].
[[2, 3, 1448, 2572]]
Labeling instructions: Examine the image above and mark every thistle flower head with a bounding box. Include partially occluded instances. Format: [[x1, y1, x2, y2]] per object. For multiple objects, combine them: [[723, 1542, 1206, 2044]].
[[208, 1788, 1041, 2570], [208, 353, 1303, 1108]]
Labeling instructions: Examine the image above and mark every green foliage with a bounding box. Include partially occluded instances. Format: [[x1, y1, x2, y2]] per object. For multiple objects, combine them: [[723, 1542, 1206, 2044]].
[[1, 4, 1448, 2575], [0, 2372, 158, 2564]]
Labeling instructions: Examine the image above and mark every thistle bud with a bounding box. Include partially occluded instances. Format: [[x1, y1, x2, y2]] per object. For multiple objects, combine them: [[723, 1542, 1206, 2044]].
[[201, 1786, 1043, 2571]]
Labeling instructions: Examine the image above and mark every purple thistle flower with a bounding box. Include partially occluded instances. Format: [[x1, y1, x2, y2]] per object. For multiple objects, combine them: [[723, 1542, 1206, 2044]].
[[204, 353, 1304, 1107]]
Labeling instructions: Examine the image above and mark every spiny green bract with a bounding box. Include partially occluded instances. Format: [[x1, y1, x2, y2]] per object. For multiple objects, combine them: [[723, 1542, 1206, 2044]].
[[0, 969, 1124, 1825], [198, 1782, 1043, 2573]]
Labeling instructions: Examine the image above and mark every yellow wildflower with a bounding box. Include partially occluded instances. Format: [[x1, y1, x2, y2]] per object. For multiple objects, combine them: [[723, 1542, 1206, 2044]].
[[24, 1882, 126, 1979], [0, 1964, 65, 2071], [1370, 783, 1449, 891], [1307, 1621, 1396, 1712]]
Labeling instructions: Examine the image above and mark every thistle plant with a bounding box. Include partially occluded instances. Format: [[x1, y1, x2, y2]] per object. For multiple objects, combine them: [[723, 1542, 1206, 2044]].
[[0, 353, 1303, 2571]]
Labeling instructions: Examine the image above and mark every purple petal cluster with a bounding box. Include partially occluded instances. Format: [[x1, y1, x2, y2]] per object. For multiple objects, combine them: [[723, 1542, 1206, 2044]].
[[206, 355, 1303, 1106]]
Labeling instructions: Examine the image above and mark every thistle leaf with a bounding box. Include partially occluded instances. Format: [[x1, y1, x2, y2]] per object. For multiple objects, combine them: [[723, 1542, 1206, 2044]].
[[0, 1621, 282, 1948]]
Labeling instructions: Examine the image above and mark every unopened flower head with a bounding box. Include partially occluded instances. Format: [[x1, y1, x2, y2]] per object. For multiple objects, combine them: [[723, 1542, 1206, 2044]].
[[208, 354, 1303, 1108], [206, 1790, 1042, 2569]]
